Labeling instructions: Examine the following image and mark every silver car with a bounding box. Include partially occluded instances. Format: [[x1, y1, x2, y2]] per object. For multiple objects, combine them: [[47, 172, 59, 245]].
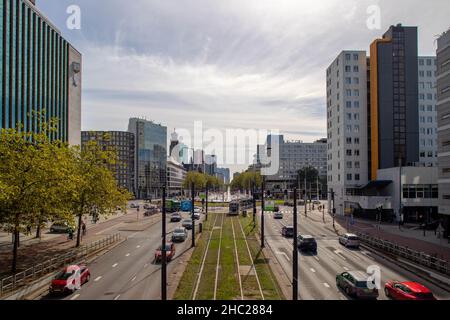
[[172, 227, 188, 242], [339, 233, 360, 248]]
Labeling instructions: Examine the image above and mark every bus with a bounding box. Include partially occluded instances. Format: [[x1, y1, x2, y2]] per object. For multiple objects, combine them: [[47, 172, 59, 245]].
[[166, 200, 181, 213]]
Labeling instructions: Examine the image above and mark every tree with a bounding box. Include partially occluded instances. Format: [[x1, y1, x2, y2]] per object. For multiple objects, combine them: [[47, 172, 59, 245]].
[[230, 171, 262, 192], [69, 141, 132, 247]]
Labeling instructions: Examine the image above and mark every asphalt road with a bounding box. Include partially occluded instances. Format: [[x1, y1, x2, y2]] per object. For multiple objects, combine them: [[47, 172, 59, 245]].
[[260, 203, 450, 300], [41, 210, 205, 300]]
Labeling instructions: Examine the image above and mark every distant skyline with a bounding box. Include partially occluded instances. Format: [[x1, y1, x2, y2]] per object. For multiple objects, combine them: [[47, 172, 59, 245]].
[[37, 0, 450, 175]]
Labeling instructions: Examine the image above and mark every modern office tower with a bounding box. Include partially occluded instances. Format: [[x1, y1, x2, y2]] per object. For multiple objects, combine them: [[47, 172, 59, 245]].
[[81, 131, 135, 195], [437, 29, 450, 237], [167, 156, 186, 197], [369, 24, 419, 179], [326, 51, 369, 208], [1, 0, 82, 145], [418, 56, 438, 167], [128, 118, 167, 200], [216, 167, 230, 184]]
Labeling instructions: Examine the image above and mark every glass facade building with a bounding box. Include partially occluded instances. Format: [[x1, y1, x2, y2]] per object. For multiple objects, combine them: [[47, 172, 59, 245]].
[[128, 118, 167, 200], [1, 0, 78, 142]]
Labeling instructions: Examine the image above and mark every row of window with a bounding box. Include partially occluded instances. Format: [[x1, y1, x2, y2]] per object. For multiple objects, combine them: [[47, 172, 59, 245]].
[[1, 0, 70, 141], [402, 185, 438, 199], [418, 59, 436, 66], [419, 70, 436, 78], [419, 93, 437, 100]]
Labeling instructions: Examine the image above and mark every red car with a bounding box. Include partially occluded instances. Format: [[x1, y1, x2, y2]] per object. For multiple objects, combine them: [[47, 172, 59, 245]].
[[384, 281, 436, 300], [155, 243, 175, 262], [49, 265, 91, 295]]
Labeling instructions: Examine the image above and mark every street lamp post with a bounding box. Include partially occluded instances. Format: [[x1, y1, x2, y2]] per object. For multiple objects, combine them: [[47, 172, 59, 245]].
[[292, 188, 298, 300], [161, 186, 167, 300], [205, 184, 209, 222], [261, 177, 265, 248], [191, 182, 195, 248]]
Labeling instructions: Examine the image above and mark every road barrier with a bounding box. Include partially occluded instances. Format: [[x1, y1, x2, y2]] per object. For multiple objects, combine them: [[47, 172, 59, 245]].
[[356, 232, 450, 276], [0, 233, 121, 298]]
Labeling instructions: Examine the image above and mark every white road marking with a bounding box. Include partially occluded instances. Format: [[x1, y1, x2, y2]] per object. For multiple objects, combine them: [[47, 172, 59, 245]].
[[114, 294, 121, 300], [144, 263, 148, 268], [310, 268, 316, 273], [125, 253, 130, 257], [131, 276, 137, 282], [112, 263, 118, 268], [276, 251, 291, 262], [343, 266, 349, 271], [314, 256, 320, 261], [136, 245, 141, 248], [94, 276, 102, 282], [70, 294, 80, 300], [323, 283, 330, 288]]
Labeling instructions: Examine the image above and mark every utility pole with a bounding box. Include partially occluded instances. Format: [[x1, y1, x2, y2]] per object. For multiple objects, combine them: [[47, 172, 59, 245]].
[[304, 173, 307, 216], [191, 182, 195, 248], [205, 185, 209, 222], [261, 177, 265, 248], [253, 181, 257, 226], [161, 186, 167, 300], [332, 191, 336, 228], [292, 188, 298, 300]]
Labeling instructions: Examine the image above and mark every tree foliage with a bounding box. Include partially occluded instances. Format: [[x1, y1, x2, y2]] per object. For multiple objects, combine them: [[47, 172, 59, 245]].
[[182, 171, 223, 190], [230, 171, 262, 191]]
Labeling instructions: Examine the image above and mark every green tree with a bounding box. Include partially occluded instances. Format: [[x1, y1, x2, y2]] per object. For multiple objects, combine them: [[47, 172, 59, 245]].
[[69, 141, 132, 247]]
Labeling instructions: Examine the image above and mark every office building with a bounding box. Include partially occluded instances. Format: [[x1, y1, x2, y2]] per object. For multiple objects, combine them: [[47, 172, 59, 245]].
[[1, 0, 82, 145], [81, 131, 135, 194], [216, 167, 230, 184], [128, 118, 167, 199], [369, 24, 419, 179], [326, 51, 370, 209], [167, 156, 186, 197], [437, 29, 450, 237], [418, 56, 438, 167]]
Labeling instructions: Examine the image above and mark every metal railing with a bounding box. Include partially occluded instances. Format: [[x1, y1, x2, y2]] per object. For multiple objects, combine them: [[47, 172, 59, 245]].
[[357, 232, 450, 276], [0, 233, 121, 298]]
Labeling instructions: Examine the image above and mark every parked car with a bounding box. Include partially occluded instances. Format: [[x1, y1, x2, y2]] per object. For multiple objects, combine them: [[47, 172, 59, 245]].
[[129, 203, 140, 209], [182, 219, 194, 230], [170, 213, 182, 222], [193, 212, 201, 220], [336, 271, 379, 300], [49, 265, 90, 295], [154, 243, 176, 262], [281, 226, 295, 238], [298, 235, 317, 253], [172, 227, 188, 242], [384, 281, 436, 300], [313, 200, 321, 205], [339, 233, 360, 248], [273, 212, 283, 219], [50, 222, 71, 233]]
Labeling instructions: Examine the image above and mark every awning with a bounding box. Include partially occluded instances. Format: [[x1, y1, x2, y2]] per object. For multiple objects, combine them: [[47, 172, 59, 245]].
[[358, 180, 392, 190]]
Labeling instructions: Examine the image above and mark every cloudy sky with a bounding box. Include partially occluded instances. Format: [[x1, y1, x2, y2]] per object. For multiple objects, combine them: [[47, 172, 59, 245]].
[[37, 0, 450, 173]]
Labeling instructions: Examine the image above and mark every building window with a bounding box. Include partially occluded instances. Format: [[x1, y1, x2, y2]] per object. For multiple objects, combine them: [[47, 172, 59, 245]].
[[353, 66, 359, 72], [355, 174, 360, 181], [347, 174, 352, 181]]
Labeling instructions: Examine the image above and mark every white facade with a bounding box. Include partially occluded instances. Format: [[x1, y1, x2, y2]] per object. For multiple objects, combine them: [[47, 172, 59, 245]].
[[418, 56, 438, 167], [326, 51, 369, 209], [167, 157, 187, 196], [68, 45, 82, 146]]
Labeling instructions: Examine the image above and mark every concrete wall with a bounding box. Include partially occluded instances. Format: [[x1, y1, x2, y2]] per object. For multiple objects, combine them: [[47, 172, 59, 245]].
[[68, 45, 82, 146]]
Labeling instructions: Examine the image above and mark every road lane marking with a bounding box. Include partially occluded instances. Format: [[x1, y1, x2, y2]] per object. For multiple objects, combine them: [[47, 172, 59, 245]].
[[125, 253, 130, 257], [310, 268, 316, 273], [343, 266, 349, 271], [131, 276, 137, 282], [114, 294, 121, 300], [136, 245, 141, 248], [323, 283, 330, 288], [314, 256, 320, 261], [276, 251, 291, 262], [112, 263, 118, 268], [94, 276, 102, 282], [70, 294, 80, 300]]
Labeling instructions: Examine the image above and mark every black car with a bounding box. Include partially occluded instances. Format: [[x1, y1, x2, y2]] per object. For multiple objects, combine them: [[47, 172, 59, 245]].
[[298, 235, 317, 253], [281, 226, 295, 238]]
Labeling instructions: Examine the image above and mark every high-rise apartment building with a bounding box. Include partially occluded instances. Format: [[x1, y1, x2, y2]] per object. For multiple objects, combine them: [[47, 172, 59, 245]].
[[1, 0, 82, 145], [128, 118, 167, 200], [369, 24, 419, 179], [326, 51, 369, 207], [81, 131, 135, 194], [437, 29, 450, 237], [418, 57, 438, 167]]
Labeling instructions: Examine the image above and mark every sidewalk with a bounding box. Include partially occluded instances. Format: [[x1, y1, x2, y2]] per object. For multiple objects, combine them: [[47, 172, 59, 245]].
[[0, 208, 154, 278], [335, 215, 450, 262]]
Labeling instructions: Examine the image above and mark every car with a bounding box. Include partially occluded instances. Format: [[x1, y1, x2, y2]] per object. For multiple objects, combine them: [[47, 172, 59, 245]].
[[49, 265, 90, 295], [50, 222, 70, 233], [129, 203, 140, 209], [313, 200, 321, 205], [281, 226, 295, 238], [298, 235, 317, 253], [336, 271, 379, 300], [155, 243, 176, 262], [172, 227, 188, 242], [273, 212, 283, 219], [193, 212, 201, 220], [170, 213, 182, 222], [384, 281, 436, 300], [182, 219, 194, 230], [194, 207, 202, 213], [339, 233, 360, 248]]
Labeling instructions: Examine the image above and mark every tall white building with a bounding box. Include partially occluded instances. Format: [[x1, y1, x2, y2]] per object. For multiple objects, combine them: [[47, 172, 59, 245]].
[[418, 56, 438, 167], [326, 51, 369, 211]]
